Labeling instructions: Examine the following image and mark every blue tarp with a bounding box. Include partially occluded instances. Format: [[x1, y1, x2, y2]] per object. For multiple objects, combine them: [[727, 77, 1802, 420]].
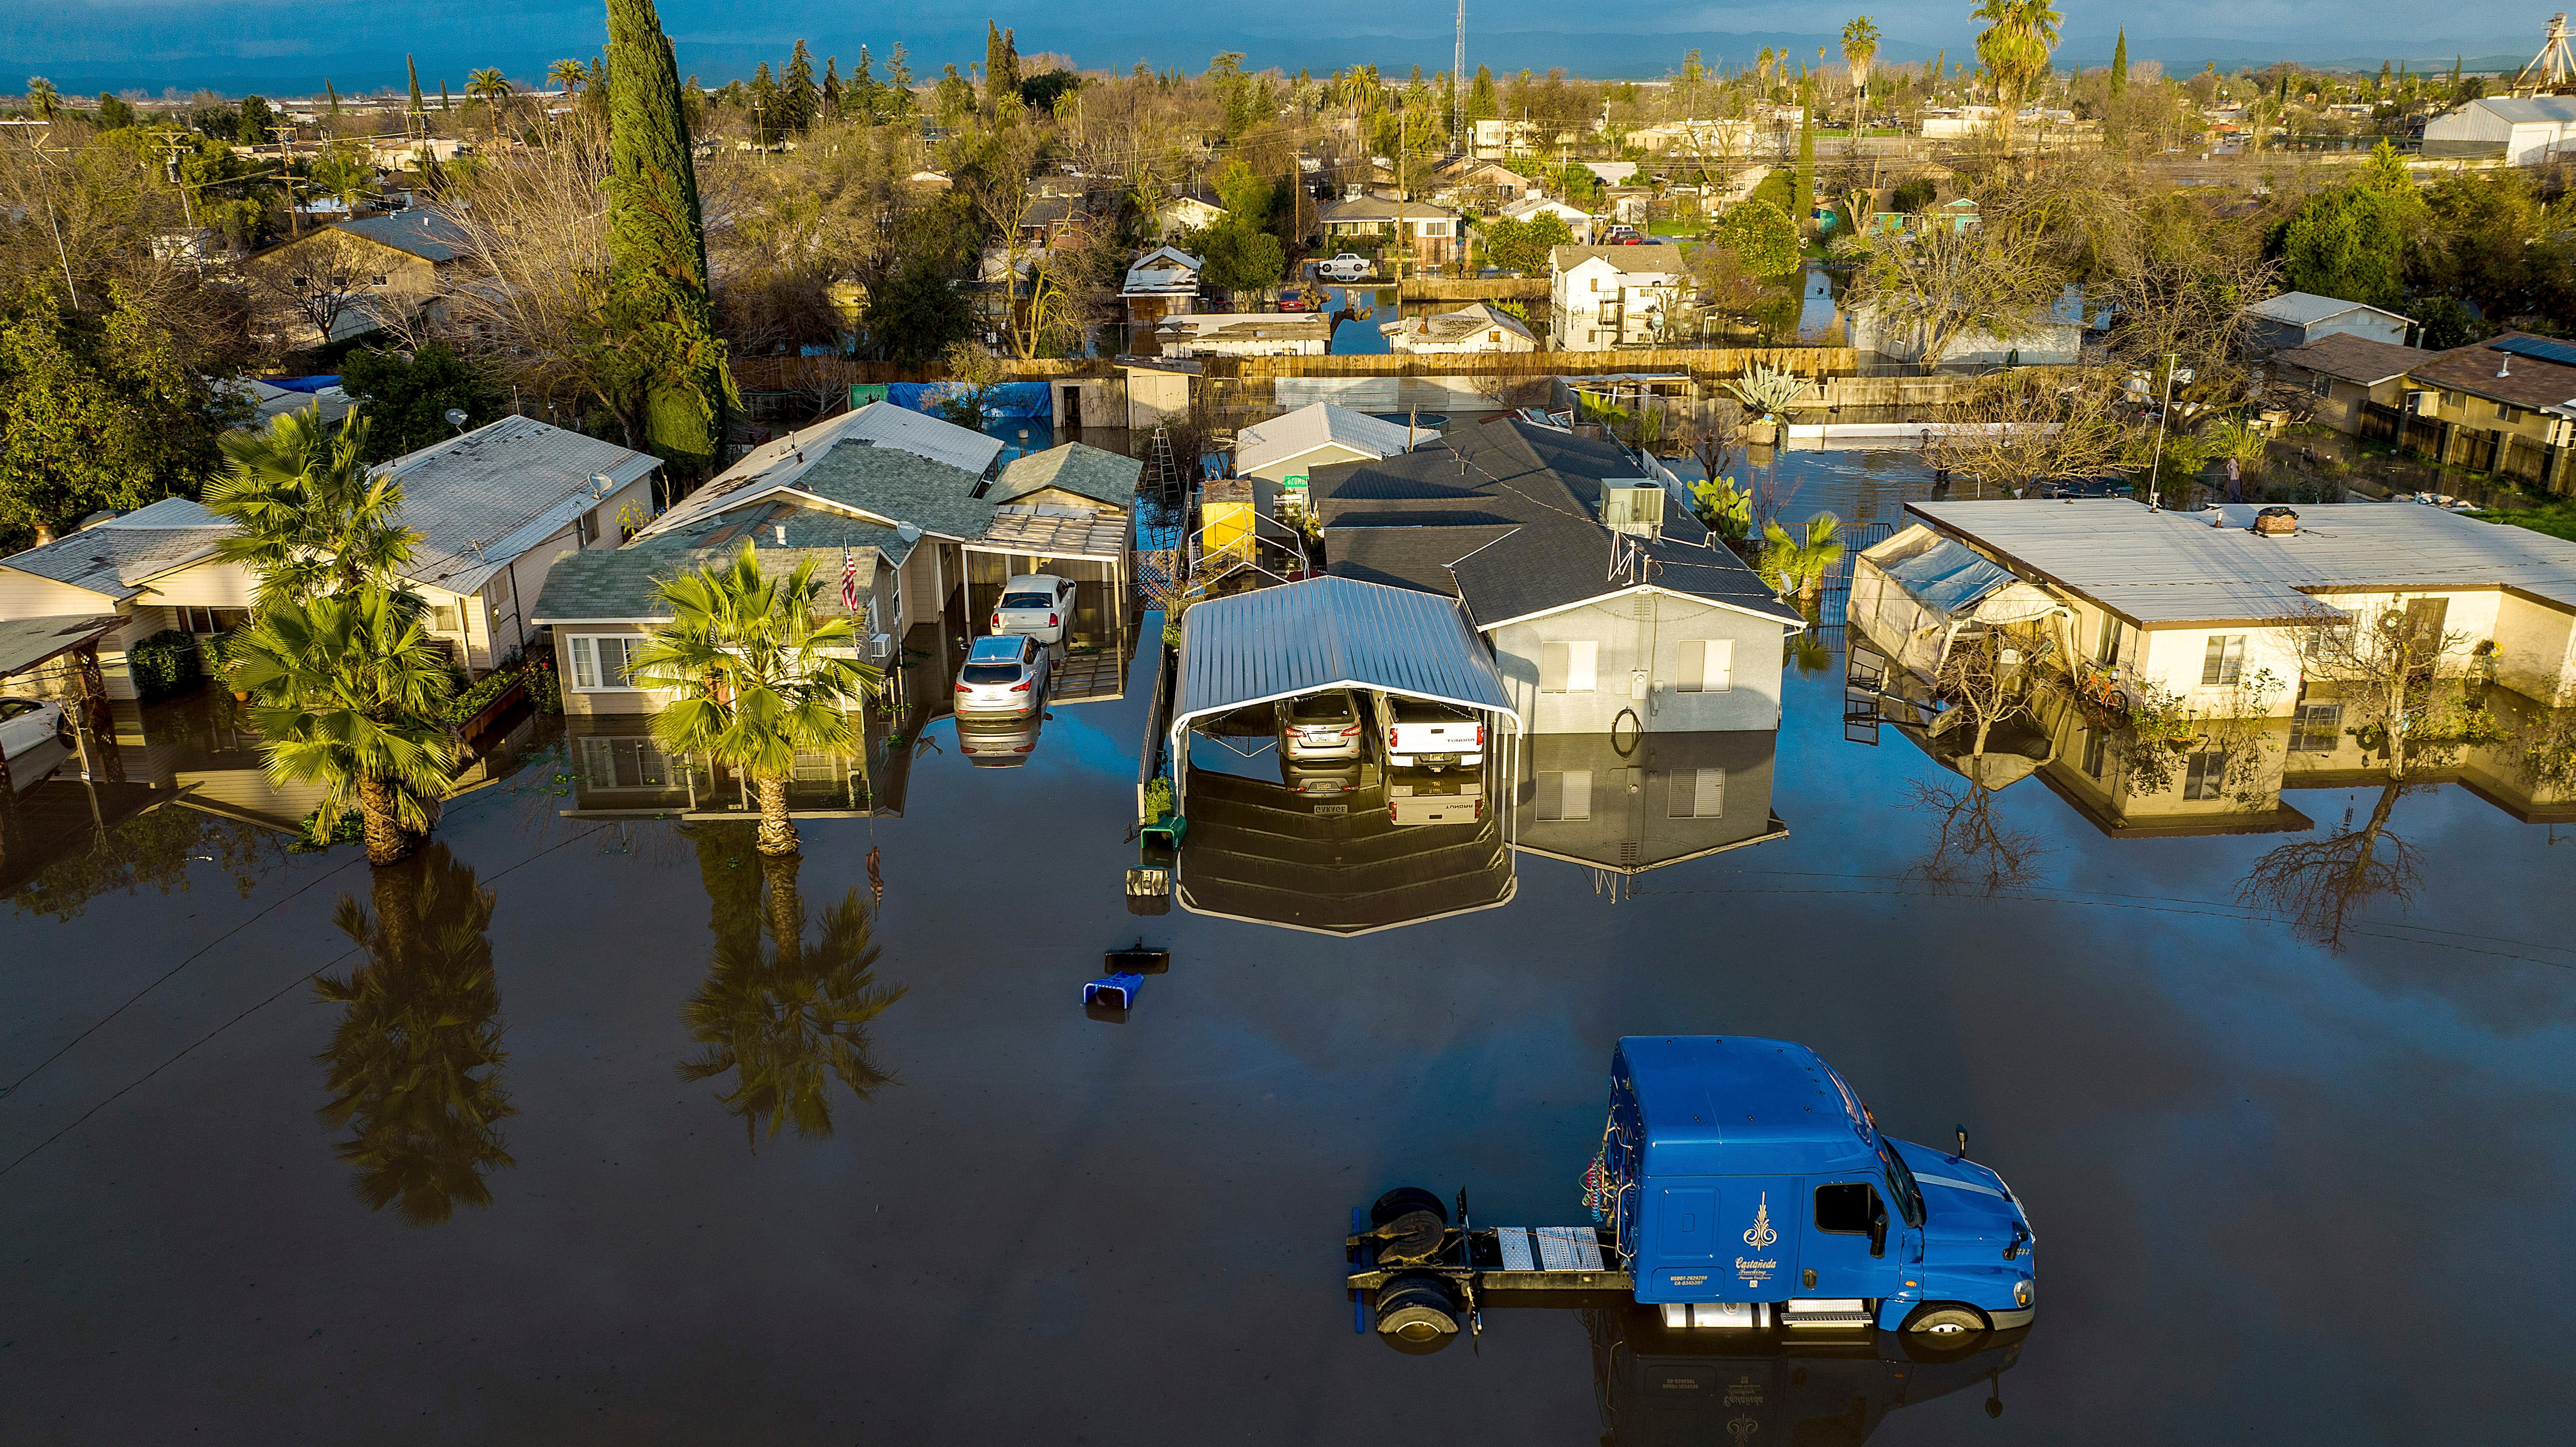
[[269, 375, 341, 393], [1881, 537, 2022, 617], [884, 381, 1052, 419]]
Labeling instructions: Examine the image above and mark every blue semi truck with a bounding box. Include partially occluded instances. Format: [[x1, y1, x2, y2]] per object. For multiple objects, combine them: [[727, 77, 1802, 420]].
[[1348, 1036, 2036, 1346]]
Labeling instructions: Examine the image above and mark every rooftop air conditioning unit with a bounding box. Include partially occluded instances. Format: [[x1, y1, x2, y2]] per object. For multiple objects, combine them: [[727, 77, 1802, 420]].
[[1600, 482, 1665, 539]]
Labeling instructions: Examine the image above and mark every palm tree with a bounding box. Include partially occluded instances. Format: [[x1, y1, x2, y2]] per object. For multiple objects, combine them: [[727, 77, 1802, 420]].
[[24, 76, 58, 123], [546, 58, 588, 97], [314, 844, 514, 1224], [228, 587, 458, 865], [205, 404, 417, 610], [465, 67, 513, 139], [678, 851, 904, 1147], [1840, 17, 1881, 140], [1757, 512, 1846, 600], [626, 541, 883, 857], [1971, 0, 2062, 156]]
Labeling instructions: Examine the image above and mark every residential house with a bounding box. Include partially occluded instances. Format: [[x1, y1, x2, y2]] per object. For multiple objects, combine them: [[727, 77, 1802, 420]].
[[255, 209, 474, 340], [1233, 402, 1427, 520], [2396, 333, 2576, 491], [1315, 194, 1462, 269], [1155, 191, 1225, 240], [1379, 302, 1538, 355], [2268, 333, 2421, 435], [1517, 728, 1787, 873], [1496, 194, 1598, 246], [1121, 245, 1203, 353], [1471, 118, 1547, 158], [1308, 416, 1803, 733], [1847, 284, 2089, 366], [2244, 291, 2413, 352], [2424, 95, 2576, 164], [1549, 244, 1688, 349], [1429, 159, 1541, 211], [1628, 119, 1759, 157], [363, 136, 469, 169], [1920, 106, 1998, 140], [0, 499, 252, 701], [1153, 313, 1332, 358], [1856, 497, 2576, 713]]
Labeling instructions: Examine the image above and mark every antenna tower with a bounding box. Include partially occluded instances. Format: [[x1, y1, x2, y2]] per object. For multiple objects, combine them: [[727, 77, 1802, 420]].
[[1453, 0, 1467, 148], [2515, 13, 2576, 94]]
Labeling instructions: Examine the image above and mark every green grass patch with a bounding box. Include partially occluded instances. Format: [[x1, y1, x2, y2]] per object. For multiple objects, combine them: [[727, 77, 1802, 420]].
[[2470, 502, 2576, 542]]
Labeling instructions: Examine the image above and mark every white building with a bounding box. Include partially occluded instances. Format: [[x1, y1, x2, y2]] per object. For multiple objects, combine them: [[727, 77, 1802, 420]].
[[2244, 292, 2413, 352], [1153, 313, 1333, 358], [2424, 96, 2576, 165], [1549, 244, 1688, 350], [1233, 403, 1427, 489], [1379, 302, 1539, 354], [1496, 195, 1598, 245]]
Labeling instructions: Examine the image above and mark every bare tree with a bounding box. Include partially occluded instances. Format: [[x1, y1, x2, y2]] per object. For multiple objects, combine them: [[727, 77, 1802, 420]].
[[433, 121, 620, 431], [242, 229, 394, 342], [2291, 597, 2479, 783], [1928, 622, 2061, 764], [1926, 368, 2137, 496], [1902, 777, 2051, 896], [2237, 782, 2421, 950], [1842, 214, 2065, 364]]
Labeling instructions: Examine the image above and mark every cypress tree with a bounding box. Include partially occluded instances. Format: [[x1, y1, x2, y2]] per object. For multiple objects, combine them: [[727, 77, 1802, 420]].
[[822, 56, 841, 120], [407, 55, 426, 118], [439, 80, 451, 113], [2108, 30, 2126, 127], [604, 0, 732, 470], [326, 78, 341, 122], [1000, 28, 1021, 98], [750, 61, 778, 145], [985, 22, 1006, 107]]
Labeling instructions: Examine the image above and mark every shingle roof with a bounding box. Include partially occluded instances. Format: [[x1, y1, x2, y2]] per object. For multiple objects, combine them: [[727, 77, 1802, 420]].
[[1311, 417, 1799, 628], [1907, 497, 2576, 622], [2245, 291, 2411, 326], [2271, 332, 2422, 385], [336, 209, 472, 263], [1318, 195, 1459, 223], [0, 497, 234, 601], [791, 439, 996, 541], [2405, 333, 2576, 413], [372, 416, 662, 596], [988, 443, 1141, 507], [648, 402, 1001, 536], [1234, 402, 1424, 475], [1550, 244, 1687, 276], [529, 507, 904, 625]]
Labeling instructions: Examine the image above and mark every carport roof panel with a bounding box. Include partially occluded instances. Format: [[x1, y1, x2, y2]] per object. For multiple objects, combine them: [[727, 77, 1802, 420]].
[[1173, 575, 1518, 728]]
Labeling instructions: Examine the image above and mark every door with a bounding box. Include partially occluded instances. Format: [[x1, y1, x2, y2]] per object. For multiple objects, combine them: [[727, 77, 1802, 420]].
[[1799, 1178, 1901, 1300], [2404, 597, 2449, 660]]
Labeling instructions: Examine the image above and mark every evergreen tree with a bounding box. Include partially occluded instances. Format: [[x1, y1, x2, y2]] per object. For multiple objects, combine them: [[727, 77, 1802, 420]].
[[1001, 28, 1021, 98], [1469, 64, 1498, 124], [326, 79, 341, 122], [822, 56, 841, 120], [407, 54, 426, 119], [783, 39, 817, 132], [854, 48, 878, 122], [96, 93, 136, 130], [749, 61, 779, 145], [604, 0, 733, 470], [2377, 60, 2390, 92], [883, 44, 914, 118], [439, 80, 451, 113], [985, 22, 1007, 107], [2108, 30, 2126, 128], [237, 94, 274, 145]]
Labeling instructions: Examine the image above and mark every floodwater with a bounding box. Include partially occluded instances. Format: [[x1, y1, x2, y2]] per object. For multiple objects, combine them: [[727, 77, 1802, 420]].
[[6, 465, 2576, 1442]]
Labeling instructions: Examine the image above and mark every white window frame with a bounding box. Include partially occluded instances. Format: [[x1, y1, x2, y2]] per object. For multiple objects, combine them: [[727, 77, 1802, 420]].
[[568, 634, 646, 691], [1670, 767, 1725, 818], [1537, 769, 1592, 821], [1676, 639, 1733, 693], [1539, 639, 1598, 694], [2201, 633, 2247, 688]]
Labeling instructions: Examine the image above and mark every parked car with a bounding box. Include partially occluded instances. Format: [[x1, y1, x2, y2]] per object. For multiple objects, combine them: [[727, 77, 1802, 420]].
[[1315, 253, 1374, 283], [957, 712, 1042, 767], [954, 634, 1049, 717], [1276, 287, 1323, 312], [990, 574, 1075, 644], [1387, 767, 1484, 826], [1282, 757, 1363, 805], [1277, 688, 1366, 761], [0, 695, 67, 760], [1602, 225, 1644, 246], [1371, 692, 1485, 770]]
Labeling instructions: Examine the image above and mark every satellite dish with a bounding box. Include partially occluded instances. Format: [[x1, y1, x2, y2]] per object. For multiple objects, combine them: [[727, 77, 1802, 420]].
[[895, 523, 922, 544], [444, 408, 469, 430]]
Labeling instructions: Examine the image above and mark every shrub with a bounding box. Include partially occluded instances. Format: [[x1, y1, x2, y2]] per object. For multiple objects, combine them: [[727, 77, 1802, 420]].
[[128, 629, 205, 701]]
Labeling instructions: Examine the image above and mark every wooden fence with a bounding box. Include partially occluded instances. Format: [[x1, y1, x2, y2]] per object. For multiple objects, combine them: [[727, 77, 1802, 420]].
[[1395, 278, 1551, 302], [730, 356, 1116, 391], [1203, 346, 1855, 382]]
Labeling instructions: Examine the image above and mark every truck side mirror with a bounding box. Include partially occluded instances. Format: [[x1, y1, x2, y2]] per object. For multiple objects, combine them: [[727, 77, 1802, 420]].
[[1868, 1205, 1889, 1258]]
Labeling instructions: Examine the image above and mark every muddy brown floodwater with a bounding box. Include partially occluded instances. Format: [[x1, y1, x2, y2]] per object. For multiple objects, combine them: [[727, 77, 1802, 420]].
[[3, 455, 2571, 1444]]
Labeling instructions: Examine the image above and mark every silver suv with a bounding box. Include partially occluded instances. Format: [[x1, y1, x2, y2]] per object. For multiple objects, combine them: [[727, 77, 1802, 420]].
[[954, 634, 1049, 716]]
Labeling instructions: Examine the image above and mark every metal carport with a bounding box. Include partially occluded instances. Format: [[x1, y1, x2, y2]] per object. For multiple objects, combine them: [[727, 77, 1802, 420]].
[[1167, 575, 1522, 812]]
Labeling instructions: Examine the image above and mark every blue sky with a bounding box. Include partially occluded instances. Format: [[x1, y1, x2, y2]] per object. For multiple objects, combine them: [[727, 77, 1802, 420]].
[[0, 2, 2540, 95]]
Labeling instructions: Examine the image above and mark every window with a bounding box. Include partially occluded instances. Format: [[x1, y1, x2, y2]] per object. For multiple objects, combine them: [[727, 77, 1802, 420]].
[[577, 736, 672, 789], [2183, 750, 2228, 801], [2200, 633, 2246, 686], [576, 507, 600, 547], [178, 606, 249, 635], [2080, 727, 2107, 780], [2309, 372, 2333, 399], [2290, 702, 2343, 753], [1536, 770, 1592, 820], [1589, 277, 1599, 293], [568, 635, 642, 689], [1675, 639, 1732, 693], [1814, 1182, 1884, 1234], [1539, 639, 1598, 693], [428, 602, 464, 634], [2442, 390, 2465, 410], [2499, 402, 2523, 424], [1669, 767, 1725, 818]]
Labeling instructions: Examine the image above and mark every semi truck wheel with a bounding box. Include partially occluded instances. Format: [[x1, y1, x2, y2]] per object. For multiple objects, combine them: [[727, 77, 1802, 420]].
[[1371, 1186, 1447, 1227], [1901, 1303, 1989, 1339], [1374, 1273, 1461, 1343]]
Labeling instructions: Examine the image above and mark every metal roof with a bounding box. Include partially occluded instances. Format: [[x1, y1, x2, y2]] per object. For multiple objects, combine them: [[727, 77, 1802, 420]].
[[973, 507, 1130, 559], [1170, 576, 1519, 753], [1234, 402, 1425, 475], [374, 416, 661, 596], [2245, 291, 2411, 326], [0, 498, 233, 601], [0, 614, 122, 679], [1908, 498, 2576, 623], [335, 209, 472, 263]]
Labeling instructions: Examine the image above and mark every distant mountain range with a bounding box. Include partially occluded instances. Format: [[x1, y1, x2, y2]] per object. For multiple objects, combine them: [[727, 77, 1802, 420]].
[[6, 27, 2539, 98]]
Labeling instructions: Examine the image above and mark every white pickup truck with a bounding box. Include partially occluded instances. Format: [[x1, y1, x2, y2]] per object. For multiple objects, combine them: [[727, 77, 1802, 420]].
[[1372, 693, 1485, 771]]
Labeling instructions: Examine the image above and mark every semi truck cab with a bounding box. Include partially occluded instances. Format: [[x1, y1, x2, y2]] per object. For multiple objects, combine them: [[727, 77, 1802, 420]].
[[1606, 1036, 2035, 1338]]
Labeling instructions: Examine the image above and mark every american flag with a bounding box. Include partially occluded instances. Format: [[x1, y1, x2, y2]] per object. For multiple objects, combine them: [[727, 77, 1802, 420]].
[[840, 547, 860, 614]]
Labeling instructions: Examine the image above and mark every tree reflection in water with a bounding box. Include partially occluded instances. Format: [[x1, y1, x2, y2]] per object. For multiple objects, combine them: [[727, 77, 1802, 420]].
[[678, 839, 904, 1148], [313, 844, 515, 1225], [2237, 783, 2423, 952], [1901, 776, 2050, 896]]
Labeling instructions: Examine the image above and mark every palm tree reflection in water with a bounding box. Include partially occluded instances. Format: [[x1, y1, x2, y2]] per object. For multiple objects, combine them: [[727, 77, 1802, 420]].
[[314, 845, 515, 1225], [680, 831, 905, 1148]]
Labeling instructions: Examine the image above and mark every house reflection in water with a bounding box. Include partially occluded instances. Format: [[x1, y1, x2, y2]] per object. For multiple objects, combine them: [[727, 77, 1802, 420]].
[[1174, 762, 1515, 935], [1514, 730, 1788, 874], [562, 713, 895, 820]]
